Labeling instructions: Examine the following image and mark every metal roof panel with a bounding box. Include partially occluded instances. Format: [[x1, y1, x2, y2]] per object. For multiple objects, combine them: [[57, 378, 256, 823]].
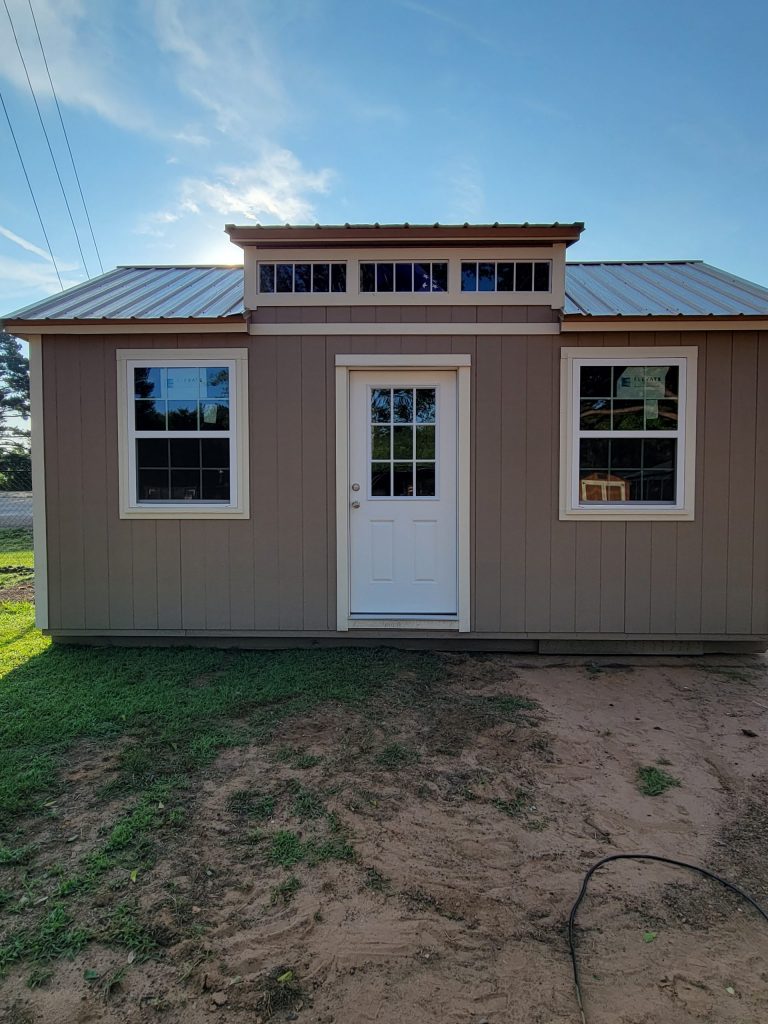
[[4, 260, 768, 323], [564, 261, 768, 316]]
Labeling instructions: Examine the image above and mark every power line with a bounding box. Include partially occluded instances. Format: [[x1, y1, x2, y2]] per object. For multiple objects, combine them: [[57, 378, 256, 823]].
[[0, 85, 63, 290], [3, 0, 91, 278], [26, 0, 103, 274]]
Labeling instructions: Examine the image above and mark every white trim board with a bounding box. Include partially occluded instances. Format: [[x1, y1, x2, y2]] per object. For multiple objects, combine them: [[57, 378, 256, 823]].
[[336, 354, 471, 367], [28, 335, 48, 630], [335, 354, 471, 632], [250, 321, 558, 336]]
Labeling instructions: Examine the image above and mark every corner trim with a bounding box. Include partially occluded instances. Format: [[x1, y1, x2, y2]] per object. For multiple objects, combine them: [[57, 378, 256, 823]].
[[28, 336, 48, 629]]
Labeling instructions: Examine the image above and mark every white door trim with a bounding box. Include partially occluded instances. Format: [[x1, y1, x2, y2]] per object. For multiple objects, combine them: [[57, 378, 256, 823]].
[[335, 354, 471, 632]]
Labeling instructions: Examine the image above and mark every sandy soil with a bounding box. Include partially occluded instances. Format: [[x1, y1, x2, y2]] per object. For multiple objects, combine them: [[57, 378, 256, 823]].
[[4, 653, 768, 1024], [0, 577, 34, 602]]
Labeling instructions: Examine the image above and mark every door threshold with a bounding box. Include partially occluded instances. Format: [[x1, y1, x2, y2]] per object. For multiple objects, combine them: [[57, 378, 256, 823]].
[[347, 617, 460, 631]]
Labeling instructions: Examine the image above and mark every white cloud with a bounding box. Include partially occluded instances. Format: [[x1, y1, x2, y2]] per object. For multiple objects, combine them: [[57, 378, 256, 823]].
[[180, 149, 332, 223], [0, 0, 153, 132], [0, 223, 79, 270], [148, 0, 291, 137], [138, 147, 332, 248], [0, 224, 54, 262], [446, 162, 487, 221], [0, 255, 82, 310]]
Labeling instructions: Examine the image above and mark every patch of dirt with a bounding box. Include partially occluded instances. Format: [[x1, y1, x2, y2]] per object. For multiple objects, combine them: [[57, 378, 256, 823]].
[[0, 577, 34, 602], [3, 654, 768, 1023]]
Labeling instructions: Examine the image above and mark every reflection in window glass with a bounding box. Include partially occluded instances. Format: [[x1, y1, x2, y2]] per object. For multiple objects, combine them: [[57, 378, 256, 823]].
[[259, 264, 275, 293], [460, 260, 551, 292], [395, 263, 413, 292], [376, 263, 394, 291], [331, 264, 347, 292], [294, 264, 311, 292], [276, 264, 294, 292], [132, 362, 234, 504], [257, 262, 347, 293], [312, 264, 330, 292], [431, 263, 448, 291], [461, 263, 477, 291], [368, 386, 437, 498], [576, 361, 681, 505], [137, 436, 231, 502], [360, 263, 375, 292], [359, 262, 448, 293], [515, 262, 533, 290], [496, 263, 515, 291]]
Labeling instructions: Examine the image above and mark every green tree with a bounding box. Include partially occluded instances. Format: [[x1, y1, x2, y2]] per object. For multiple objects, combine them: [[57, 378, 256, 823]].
[[0, 333, 31, 490], [0, 332, 30, 436]]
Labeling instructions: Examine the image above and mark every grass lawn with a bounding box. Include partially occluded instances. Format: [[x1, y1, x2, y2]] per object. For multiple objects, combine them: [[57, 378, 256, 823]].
[[0, 528, 34, 593], [0, 597, 443, 990], [1, 552, 767, 1022]]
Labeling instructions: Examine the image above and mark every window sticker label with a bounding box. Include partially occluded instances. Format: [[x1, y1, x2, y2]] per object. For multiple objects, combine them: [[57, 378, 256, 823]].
[[616, 367, 668, 399]]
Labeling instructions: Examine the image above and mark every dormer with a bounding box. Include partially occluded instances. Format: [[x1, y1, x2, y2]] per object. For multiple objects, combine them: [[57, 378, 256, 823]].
[[226, 222, 584, 313]]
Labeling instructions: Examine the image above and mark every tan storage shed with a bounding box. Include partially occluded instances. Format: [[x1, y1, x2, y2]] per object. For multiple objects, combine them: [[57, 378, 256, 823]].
[[4, 222, 768, 652]]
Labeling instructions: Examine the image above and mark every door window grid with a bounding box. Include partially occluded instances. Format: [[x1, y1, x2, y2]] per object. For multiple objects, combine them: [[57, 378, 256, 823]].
[[369, 387, 437, 497]]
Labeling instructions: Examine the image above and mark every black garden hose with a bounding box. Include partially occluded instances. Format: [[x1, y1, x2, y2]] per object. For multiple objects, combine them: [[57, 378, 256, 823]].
[[568, 853, 768, 1024]]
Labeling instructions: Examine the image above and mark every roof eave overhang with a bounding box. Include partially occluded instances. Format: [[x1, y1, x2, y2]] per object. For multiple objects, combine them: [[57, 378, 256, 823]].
[[226, 222, 585, 249], [562, 313, 768, 332], [3, 316, 247, 336]]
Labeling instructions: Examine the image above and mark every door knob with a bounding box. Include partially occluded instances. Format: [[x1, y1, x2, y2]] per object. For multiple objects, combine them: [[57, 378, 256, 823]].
[[351, 500, 360, 509]]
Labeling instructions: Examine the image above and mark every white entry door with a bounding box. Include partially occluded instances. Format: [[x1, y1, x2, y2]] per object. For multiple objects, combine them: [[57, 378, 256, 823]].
[[348, 370, 458, 616]]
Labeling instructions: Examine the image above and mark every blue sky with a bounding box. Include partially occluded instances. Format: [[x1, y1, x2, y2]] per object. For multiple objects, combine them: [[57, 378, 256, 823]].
[[1, 0, 767, 313]]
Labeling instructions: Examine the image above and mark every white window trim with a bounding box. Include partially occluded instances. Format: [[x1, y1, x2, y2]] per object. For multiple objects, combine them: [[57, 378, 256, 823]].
[[245, 245, 566, 309], [559, 346, 697, 522], [116, 348, 249, 520]]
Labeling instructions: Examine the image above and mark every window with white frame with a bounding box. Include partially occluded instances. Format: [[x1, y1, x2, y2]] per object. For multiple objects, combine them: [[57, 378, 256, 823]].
[[258, 262, 347, 293], [461, 260, 550, 292], [560, 348, 697, 520], [359, 261, 448, 293], [117, 351, 249, 519]]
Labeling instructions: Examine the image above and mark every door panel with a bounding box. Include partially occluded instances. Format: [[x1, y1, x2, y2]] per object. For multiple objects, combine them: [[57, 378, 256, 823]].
[[349, 371, 458, 615]]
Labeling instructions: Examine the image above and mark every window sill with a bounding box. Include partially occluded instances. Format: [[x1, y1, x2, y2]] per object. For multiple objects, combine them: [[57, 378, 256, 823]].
[[560, 505, 694, 522], [120, 505, 249, 520]]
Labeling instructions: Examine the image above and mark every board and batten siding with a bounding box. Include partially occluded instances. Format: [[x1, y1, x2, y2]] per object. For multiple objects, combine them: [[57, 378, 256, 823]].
[[41, 328, 768, 640]]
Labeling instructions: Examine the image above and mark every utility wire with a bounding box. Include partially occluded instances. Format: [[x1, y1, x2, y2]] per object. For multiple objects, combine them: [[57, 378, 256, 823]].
[[0, 84, 63, 290], [568, 853, 768, 1024], [26, 0, 103, 274], [3, 0, 91, 278]]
